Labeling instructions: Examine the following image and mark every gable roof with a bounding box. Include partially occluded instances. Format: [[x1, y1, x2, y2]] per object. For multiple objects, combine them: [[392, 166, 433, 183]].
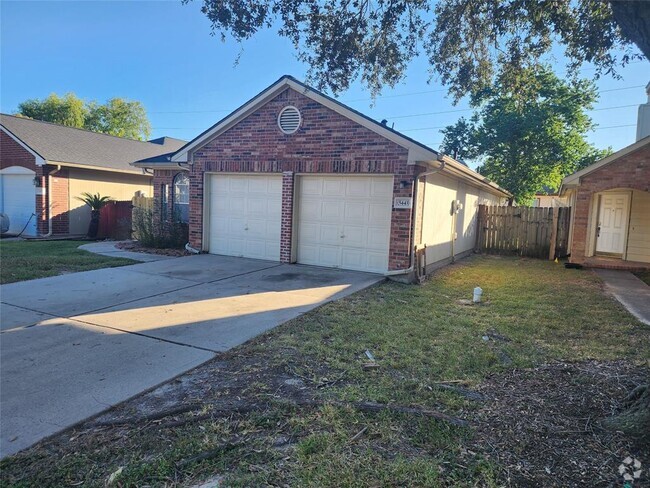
[[0, 114, 186, 174], [560, 135, 650, 191], [134, 75, 510, 197]]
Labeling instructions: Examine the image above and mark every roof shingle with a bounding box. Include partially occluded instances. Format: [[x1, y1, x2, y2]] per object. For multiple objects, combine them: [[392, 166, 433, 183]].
[[0, 113, 186, 172]]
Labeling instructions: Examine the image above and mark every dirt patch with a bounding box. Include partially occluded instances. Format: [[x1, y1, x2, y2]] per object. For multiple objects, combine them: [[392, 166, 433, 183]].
[[470, 360, 649, 487], [115, 240, 189, 257]]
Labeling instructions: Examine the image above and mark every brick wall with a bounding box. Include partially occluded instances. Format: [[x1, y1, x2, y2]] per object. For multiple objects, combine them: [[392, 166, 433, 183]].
[[1, 130, 37, 170], [183, 87, 415, 271], [570, 145, 650, 264], [49, 167, 69, 234]]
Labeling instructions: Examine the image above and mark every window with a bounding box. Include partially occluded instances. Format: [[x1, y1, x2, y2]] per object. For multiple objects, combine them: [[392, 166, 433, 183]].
[[161, 184, 169, 221], [173, 173, 189, 223]]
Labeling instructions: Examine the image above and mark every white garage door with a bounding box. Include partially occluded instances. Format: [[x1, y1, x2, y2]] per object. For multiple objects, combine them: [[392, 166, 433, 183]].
[[297, 176, 393, 273], [0, 167, 37, 236], [208, 174, 282, 261]]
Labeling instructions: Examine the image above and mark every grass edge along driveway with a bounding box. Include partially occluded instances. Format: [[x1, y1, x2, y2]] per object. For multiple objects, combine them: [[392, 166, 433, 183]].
[[0, 240, 135, 284], [1, 256, 649, 487]]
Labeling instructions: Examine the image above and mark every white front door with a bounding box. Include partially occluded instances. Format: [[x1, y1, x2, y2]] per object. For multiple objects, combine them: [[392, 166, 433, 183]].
[[296, 176, 393, 273], [596, 193, 629, 255], [0, 167, 37, 236], [208, 174, 282, 261]]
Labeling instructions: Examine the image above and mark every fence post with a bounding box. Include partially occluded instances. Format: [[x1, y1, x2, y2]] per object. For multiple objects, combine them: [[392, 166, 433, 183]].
[[548, 207, 559, 260]]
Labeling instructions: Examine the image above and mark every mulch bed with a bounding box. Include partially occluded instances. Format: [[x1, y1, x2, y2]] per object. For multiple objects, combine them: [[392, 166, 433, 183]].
[[115, 240, 189, 257], [469, 360, 649, 487]]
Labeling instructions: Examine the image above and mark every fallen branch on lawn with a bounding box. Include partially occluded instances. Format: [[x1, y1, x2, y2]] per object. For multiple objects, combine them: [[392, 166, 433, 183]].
[[90, 398, 468, 431]]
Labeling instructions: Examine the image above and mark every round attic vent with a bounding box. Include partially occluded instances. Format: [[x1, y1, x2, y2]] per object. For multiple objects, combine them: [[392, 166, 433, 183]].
[[278, 106, 301, 134]]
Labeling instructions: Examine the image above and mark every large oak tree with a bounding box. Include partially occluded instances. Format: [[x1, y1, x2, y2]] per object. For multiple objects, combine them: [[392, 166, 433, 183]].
[[187, 0, 648, 100]]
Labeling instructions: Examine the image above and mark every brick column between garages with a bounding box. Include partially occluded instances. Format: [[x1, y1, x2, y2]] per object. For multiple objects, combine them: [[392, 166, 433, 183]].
[[280, 171, 295, 263]]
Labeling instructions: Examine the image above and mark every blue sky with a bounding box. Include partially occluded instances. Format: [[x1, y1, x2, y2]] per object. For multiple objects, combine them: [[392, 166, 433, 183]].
[[1, 0, 648, 166]]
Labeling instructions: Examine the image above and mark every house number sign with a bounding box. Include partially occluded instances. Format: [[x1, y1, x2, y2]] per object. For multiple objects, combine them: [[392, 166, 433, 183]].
[[393, 197, 413, 209]]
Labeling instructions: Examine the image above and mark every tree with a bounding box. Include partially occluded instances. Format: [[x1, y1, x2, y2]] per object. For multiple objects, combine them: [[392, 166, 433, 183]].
[[18, 93, 86, 128], [441, 67, 607, 205], [85, 98, 151, 140], [188, 0, 647, 99], [16, 94, 151, 140]]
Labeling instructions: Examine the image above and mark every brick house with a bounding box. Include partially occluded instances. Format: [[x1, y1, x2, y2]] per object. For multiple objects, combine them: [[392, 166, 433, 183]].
[[134, 76, 509, 278], [0, 114, 184, 236], [560, 136, 650, 270]]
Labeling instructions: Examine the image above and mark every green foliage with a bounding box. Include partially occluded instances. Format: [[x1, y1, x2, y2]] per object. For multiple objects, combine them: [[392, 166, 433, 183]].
[[188, 0, 645, 100], [85, 98, 151, 140], [132, 207, 188, 249], [75, 192, 112, 211], [18, 93, 86, 128], [441, 67, 608, 204], [16, 94, 151, 140]]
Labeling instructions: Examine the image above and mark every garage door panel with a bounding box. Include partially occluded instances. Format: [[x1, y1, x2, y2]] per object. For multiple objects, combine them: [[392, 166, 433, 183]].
[[323, 179, 345, 196], [343, 202, 367, 222], [297, 176, 392, 273], [346, 178, 371, 197], [321, 202, 343, 222], [208, 175, 281, 261], [318, 224, 341, 245], [317, 247, 340, 267], [301, 178, 322, 196], [341, 225, 365, 247]]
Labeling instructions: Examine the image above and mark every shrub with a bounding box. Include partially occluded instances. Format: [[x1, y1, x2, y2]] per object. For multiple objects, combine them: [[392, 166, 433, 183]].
[[132, 208, 188, 249]]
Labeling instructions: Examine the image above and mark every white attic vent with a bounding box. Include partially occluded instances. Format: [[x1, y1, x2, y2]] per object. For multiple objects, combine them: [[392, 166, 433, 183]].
[[278, 106, 301, 134]]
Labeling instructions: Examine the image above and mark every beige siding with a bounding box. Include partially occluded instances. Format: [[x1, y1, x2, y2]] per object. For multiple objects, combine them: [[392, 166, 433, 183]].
[[626, 190, 650, 263], [68, 168, 152, 235], [420, 172, 504, 265]]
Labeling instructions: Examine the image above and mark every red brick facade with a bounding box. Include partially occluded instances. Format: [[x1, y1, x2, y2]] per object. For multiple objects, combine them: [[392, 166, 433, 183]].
[[180, 87, 417, 270], [170, 88, 416, 270], [570, 144, 650, 265], [1, 130, 71, 235]]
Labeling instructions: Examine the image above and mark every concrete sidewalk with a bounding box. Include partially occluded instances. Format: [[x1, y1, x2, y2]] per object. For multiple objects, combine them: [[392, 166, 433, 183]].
[[78, 241, 175, 262], [595, 269, 650, 325]]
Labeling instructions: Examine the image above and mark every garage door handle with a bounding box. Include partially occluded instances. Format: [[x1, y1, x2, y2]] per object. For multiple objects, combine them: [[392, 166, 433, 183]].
[[340, 234, 345, 238]]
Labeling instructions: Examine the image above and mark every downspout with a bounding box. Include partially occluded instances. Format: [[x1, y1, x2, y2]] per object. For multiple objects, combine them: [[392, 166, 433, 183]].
[[385, 159, 446, 277], [41, 164, 61, 238], [178, 160, 199, 254]]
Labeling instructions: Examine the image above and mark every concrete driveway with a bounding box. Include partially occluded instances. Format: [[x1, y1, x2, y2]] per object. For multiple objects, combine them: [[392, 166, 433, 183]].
[[0, 254, 382, 458]]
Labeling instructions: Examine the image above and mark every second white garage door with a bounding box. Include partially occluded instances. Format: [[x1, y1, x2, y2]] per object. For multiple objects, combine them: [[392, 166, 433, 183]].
[[296, 176, 393, 273], [208, 174, 282, 261]]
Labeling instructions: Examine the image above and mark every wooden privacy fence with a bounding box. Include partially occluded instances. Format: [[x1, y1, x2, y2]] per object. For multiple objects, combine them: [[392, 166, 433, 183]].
[[97, 196, 154, 239], [476, 205, 571, 260], [98, 200, 133, 240]]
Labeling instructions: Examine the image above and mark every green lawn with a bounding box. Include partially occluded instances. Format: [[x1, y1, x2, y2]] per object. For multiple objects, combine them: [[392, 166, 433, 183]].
[[1, 256, 648, 487], [0, 240, 136, 284]]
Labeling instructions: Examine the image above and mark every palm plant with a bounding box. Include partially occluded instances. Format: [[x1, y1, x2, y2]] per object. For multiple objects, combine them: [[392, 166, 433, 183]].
[[76, 192, 112, 238]]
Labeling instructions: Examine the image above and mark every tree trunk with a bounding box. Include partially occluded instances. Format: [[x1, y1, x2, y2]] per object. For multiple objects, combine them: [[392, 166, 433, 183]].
[[603, 383, 650, 443], [87, 209, 100, 238], [609, 1, 650, 60]]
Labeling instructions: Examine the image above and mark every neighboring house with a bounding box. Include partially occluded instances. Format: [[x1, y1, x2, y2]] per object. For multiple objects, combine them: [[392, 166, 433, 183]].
[[560, 136, 650, 269], [133, 76, 509, 278], [532, 194, 569, 208], [0, 114, 185, 236]]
